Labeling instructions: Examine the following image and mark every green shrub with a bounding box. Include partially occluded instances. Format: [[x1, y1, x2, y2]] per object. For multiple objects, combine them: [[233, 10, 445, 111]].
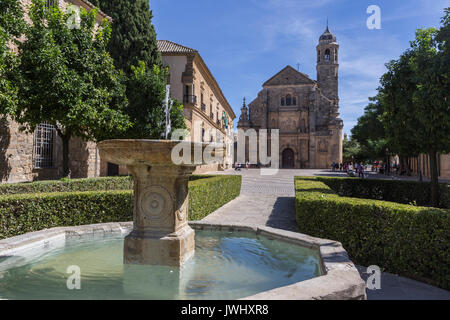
[[295, 177, 450, 290], [316, 176, 450, 208], [0, 190, 134, 239], [0, 175, 232, 196], [0, 175, 241, 240], [0, 176, 133, 195], [189, 175, 242, 220]]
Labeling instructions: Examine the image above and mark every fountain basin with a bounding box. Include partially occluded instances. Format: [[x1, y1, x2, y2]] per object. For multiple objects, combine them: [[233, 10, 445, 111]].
[[0, 222, 366, 300]]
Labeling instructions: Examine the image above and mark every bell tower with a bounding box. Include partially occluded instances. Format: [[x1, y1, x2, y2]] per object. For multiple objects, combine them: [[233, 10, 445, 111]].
[[316, 25, 339, 101]]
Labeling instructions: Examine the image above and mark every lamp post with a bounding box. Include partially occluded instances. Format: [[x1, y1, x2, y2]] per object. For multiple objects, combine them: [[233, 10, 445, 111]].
[[386, 148, 390, 175]]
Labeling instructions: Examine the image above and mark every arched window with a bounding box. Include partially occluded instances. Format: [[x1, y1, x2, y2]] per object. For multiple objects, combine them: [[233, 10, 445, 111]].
[[324, 49, 331, 62], [281, 97, 285, 106], [335, 49, 338, 62], [286, 94, 292, 106]]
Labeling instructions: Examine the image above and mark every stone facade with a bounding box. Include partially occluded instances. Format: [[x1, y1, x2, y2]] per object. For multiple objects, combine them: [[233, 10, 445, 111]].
[[1, 0, 109, 183], [157, 40, 236, 174], [409, 154, 450, 180], [0, 118, 100, 183], [238, 27, 343, 169]]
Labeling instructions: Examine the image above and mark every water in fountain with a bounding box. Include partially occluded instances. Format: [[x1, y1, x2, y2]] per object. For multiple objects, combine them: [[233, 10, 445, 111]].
[[0, 230, 322, 300]]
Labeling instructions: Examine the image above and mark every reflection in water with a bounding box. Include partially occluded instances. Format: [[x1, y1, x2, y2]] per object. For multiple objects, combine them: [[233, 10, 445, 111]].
[[0, 231, 321, 300]]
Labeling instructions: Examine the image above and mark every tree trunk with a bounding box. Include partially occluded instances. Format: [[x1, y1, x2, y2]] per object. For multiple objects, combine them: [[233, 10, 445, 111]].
[[56, 129, 71, 178], [418, 156, 423, 182], [429, 150, 440, 207]]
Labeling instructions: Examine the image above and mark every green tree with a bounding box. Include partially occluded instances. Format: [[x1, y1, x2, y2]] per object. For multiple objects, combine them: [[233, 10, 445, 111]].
[[94, 0, 162, 74], [119, 61, 187, 139], [342, 135, 362, 163], [6, 0, 130, 177], [93, 0, 187, 139], [0, 0, 25, 112], [379, 23, 450, 206], [351, 97, 388, 162]]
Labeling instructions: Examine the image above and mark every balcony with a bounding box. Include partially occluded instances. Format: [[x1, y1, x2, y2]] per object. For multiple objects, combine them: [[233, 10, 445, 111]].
[[183, 95, 197, 105]]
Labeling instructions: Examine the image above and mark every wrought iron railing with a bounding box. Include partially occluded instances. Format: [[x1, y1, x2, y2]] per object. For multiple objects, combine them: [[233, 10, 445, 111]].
[[183, 95, 197, 104]]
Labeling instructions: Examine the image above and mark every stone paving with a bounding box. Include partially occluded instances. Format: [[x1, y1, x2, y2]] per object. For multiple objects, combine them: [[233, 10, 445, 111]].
[[201, 168, 450, 300]]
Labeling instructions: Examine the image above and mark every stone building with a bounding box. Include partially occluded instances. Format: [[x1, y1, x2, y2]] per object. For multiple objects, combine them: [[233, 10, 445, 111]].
[[409, 154, 450, 180], [238, 26, 343, 169], [157, 40, 236, 173], [1, 0, 110, 183]]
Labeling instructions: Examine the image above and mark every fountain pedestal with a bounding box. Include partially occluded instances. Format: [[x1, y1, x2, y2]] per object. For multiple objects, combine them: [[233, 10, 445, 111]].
[[124, 165, 195, 266], [98, 140, 217, 267]]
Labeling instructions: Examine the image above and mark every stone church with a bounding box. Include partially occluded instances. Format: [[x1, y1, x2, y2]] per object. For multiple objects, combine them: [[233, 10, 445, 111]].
[[238, 26, 343, 169]]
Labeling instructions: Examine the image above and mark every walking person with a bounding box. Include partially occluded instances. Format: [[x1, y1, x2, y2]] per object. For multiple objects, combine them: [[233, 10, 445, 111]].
[[358, 162, 365, 178]]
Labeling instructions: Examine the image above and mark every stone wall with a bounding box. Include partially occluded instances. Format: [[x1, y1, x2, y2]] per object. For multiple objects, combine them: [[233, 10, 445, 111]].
[[409, 153, 450, 180], [0, 118, 100, 183]]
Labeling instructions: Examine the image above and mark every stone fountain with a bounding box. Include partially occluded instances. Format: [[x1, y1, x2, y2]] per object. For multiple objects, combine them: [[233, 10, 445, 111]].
[[98, 139, 219, 267]]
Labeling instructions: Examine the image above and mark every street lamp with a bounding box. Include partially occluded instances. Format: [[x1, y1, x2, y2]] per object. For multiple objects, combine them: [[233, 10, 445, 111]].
[[386, 148, 390, 175]]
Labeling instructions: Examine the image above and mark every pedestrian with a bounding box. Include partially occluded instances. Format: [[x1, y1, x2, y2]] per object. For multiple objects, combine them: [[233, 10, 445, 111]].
[[358, 163, 365, 179], [246, 161, 249, 170]]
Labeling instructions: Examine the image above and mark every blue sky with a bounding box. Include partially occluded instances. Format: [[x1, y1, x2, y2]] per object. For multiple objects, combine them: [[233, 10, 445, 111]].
[[151, 0, 448, 135]]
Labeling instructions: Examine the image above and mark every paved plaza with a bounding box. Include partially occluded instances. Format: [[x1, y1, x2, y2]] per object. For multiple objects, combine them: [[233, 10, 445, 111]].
[[201, 168, 450, 300]]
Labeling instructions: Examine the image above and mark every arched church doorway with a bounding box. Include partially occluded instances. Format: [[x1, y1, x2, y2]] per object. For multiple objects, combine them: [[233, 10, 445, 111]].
[[282, 148, 295, 168]]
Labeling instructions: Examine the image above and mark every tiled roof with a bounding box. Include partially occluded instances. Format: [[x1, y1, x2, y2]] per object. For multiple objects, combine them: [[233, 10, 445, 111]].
[[157, 40, 197, 54]]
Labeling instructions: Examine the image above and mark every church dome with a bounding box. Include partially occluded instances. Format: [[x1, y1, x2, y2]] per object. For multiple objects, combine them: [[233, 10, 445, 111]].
[[319, 26, 337, 43]]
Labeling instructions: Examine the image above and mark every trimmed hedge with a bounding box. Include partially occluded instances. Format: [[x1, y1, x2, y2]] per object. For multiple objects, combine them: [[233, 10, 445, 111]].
[[0, 191, 133, 239], [0, 176, 133, 195], [316, 176, 450, 209], [0, 175, 241, 240], [295, 177, 450, 290], [189, 175, 242, 220]]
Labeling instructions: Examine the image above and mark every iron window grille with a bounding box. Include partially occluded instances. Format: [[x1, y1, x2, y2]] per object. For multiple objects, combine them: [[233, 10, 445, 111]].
[[34, 123, 55, 169], [45, 0, 60, 8]]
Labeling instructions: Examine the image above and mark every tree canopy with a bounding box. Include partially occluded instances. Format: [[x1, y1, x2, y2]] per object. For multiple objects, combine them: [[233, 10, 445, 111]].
[[5, 0, 131, 176], [0, 0, 25, 112], [92, 0, 186, 139], [351, 96, 388, 161], [93, 0, 162, 75], [352, 8, 450, 206]]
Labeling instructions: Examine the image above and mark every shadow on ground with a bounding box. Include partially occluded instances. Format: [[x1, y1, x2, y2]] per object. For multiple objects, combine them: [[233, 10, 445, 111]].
[[266, 197, 298, 232]]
